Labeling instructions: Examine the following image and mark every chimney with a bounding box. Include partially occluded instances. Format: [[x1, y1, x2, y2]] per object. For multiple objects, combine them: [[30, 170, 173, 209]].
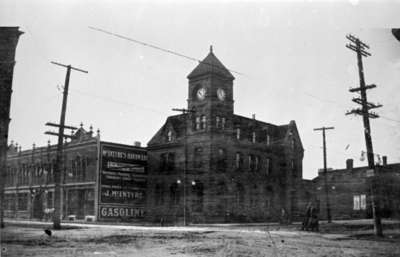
[[346, 159, 353, 170], [252, 114, 256, 120], [382, 156, 387, 166], [134, 141, 141, 147]]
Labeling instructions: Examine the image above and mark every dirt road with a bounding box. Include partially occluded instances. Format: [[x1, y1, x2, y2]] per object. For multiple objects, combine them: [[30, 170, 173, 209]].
[[1, 223, 400, 257]]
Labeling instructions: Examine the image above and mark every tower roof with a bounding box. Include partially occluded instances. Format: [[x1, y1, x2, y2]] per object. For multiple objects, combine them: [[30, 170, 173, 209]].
[[187, 46, 235, 80]]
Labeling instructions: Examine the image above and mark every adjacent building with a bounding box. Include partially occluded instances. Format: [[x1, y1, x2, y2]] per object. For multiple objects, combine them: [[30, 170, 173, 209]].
[[0, 26, 23, 226], [3, 125, 147, 222], [146, 47, 306, 224], [313, 157, 400, 220]]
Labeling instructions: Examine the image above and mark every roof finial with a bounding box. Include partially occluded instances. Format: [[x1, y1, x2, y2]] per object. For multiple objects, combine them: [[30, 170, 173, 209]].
[[210, 45, 213, 53]]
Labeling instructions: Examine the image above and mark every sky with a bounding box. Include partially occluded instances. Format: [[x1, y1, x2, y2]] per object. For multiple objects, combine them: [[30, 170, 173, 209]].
[[1, 0, 400, 179]]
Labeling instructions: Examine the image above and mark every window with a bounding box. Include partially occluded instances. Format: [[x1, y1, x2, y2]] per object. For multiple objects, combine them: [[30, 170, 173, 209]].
[[266, 134, 271, 146], [360, 194, 366, 210], [217, 148, 227, 171], [167, 153, 175, 170], [266, 158, 271, 175], [167, 130, 172, 142], [248, 154, 257, 171], [155, 184, 164, 205], [353, 194, 366, 210], [353, 195, 360, 210], [201, 115, 206, 129], [18, 193, 28, 210], [255, 156, 260, 171], [252, 131, 256, 143], [170, 183, 180, 205], [194, 147, 203, 168], [216, 181, 226, 196], [160, 153, 167, 170], [192, 181, 204, 211], [221, 118, 226, 129], [235, 152, 243, 169], [195, 116, 201, 130], [250, 185, 258, 207], [216, 116, 220, 128], [160, 153, 175, 171], [5, 194, 15, 210], [236, 128, 241, 140], [236, 183, 245, 205], [47, 191, 53, 208]]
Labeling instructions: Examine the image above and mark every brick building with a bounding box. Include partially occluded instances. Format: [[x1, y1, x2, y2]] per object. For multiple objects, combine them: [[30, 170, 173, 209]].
[[0, 27, 23, 227], [313, 157, 400, 220], [146, 47, 306, 224], [3, 125, 147, 222]]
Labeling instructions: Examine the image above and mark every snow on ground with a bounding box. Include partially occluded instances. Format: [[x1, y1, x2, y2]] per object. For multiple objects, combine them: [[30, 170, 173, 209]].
[[1, 221, 400, 257]]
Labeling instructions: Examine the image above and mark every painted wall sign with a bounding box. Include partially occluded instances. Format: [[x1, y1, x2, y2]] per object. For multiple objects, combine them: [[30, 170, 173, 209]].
[[98, 143, 147, 221]]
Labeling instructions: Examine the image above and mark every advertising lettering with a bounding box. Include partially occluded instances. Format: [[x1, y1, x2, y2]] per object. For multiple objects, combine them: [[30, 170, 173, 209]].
[[98, 144, 147, 221], [100, 206, 145, 219]]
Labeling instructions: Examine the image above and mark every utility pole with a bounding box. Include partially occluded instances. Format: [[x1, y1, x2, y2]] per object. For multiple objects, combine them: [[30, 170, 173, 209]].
[[172, 108, 195, 226], [314, 126, 334, 223], [47, 61, 87, 229], [345, 34, 383, 237]]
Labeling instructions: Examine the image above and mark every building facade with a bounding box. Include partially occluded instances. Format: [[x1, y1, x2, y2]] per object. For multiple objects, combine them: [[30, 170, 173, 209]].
[[146, 48, 305, 224], [3, 125, 147, 222], [313, 158, 400, 220], [0, 26, 23, 227]]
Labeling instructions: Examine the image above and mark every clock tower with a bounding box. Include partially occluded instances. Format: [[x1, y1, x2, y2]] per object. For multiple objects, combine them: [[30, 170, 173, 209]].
[[187, 46, 235, 120]]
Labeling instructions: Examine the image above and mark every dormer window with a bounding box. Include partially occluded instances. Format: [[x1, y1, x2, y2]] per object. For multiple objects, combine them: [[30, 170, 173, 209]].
[[167, 130, 172, 142], [236, 128, 241, 140]]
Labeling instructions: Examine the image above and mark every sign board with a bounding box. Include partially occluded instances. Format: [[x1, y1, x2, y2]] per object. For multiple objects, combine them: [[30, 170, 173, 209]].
[[98, 143, 147, 221], [366, 169, 375, 177]]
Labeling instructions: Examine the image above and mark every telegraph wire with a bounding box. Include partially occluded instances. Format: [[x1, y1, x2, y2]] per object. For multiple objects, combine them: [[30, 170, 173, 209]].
[[88, 26, 246, 77]]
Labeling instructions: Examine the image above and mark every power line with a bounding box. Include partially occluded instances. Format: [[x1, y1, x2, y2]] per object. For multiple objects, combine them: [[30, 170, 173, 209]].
[[88, 26, 246, 76]]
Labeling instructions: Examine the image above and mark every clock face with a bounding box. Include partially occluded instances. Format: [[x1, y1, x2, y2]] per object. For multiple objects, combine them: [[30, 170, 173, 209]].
[[197, 87, 206, 100], [217, 88, 226, 101]]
